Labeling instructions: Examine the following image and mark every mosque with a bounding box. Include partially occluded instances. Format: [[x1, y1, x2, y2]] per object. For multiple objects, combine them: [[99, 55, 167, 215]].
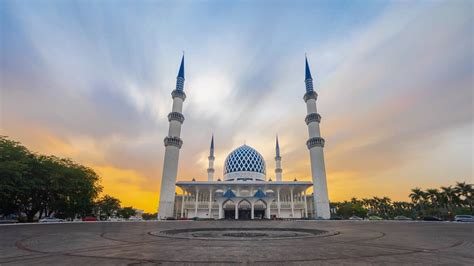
[[157, 56, 331, 220]]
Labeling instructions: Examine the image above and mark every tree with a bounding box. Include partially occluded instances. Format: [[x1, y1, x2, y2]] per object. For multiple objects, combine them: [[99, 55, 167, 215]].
[[334, 200, 367, 219], [0, 136, 102, 221], [94, 195, 121, 220], [0, 137, 37, 220], [455, 182, 473, 212], [409, 187, 426, 215], [142, 212, 157, 220], [117, 207, 136, 219]]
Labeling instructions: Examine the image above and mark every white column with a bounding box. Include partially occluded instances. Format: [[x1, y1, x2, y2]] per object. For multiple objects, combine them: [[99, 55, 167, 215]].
[[235, 203, 239, 220], [304, 190, 308, 218], [218, 202, 223, 219], [208, 189, 213, 218], [157, 75, 186, 220], [266, 201, 271, 219], [194, 189, 199, 217], [277, 189, 281, 218], [180, 192, 185, 218], [251, 202, 255, 219], [305, 91, 330, 219], [290, 189, 295, 218]]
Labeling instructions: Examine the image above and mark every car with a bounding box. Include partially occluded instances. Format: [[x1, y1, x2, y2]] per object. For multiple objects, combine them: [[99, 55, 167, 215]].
[[0, 214, 18, 224], [394, 216, 412, 221], [422, 216, 442, 221], [368, 216, 383, 220], [128, 216, 143, 221], [107, 217, 125, 222], [349, 216, 363, 220], [39, 217, 63, 223], [82, 216, 98, 222], [454, 215, 474, 222]]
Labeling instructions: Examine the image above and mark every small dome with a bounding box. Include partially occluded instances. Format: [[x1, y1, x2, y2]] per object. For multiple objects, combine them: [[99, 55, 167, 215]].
[[223, 145, 266, 181]]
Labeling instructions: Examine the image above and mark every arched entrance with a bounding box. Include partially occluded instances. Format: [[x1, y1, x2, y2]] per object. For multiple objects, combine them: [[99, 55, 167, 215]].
[[253, 199, 267, 219], [222, 200, 235, 219], [238, 199, 252, 220]]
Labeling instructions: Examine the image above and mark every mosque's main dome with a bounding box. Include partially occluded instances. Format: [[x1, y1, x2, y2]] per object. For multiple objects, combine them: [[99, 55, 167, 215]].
[[223, 145, 266, 181]]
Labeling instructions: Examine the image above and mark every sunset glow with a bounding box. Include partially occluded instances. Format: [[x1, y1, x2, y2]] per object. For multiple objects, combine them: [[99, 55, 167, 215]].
[[1, 1, 472, 213]]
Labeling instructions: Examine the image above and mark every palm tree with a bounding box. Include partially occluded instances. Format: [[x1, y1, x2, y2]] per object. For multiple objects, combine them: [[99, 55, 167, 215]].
[[440, 186, 459, 216], [350, 197, 359, 204], [380, 197, 393, 218], [455, 182, 473, 212], [409, 188, 426, 215], [425, 188, 441, 215]]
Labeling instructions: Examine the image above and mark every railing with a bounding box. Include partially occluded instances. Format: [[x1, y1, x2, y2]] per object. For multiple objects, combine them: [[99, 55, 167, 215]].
[[183, 202, 306, 209], [184, 203, 219, 209], [271, 203, 306, 209]]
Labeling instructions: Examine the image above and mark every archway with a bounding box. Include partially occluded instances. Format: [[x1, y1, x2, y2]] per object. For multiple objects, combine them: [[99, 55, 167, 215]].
[[222, 199, 235, 219], [253, 199, 267, 219], [237, 199, 252, 220]]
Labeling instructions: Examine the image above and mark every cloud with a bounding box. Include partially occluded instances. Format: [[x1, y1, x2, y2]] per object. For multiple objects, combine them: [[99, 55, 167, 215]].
[[1, 1, 472, 211]]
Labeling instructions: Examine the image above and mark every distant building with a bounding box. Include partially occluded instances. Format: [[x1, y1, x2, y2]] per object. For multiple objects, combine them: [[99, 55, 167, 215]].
[[157, 56, 330, 220]]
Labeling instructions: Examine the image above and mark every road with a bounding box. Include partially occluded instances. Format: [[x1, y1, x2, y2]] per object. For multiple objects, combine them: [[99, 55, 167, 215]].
[[0, 220, 473, 265]]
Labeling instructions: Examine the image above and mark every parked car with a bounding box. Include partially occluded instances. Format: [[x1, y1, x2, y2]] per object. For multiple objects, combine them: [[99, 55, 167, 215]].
[[454, 215, 474, 222], [39, 217, 64, 223], [422, 216, 442, 221], [107, 217, 123, 222], [349, 216, 363, 220], [0, 214, 18, 224], [128, 216, 143, 221], [394, 216, 412, 221], [82, 216, 98, 222], [368, 216, 383, 220]]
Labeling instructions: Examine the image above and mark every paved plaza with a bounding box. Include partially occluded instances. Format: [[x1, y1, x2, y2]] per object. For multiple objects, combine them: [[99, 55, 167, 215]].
[[0, 220, 473, 265]]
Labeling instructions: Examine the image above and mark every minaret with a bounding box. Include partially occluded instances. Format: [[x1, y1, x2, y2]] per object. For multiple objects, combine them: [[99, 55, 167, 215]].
[[207, 135, 215, 181], [303, 56, 331, 219], [275, 135, 282, 181], [157, 55, 186, 219]]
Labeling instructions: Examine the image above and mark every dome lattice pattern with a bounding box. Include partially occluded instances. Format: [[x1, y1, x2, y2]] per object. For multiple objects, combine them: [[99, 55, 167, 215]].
[[224, 145, 266, 175]]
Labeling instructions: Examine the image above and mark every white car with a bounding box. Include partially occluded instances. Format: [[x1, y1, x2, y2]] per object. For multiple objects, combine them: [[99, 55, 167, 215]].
[[128, 216, 143, 221], [107, 217, 124, 222], [39, 217, 64, 223], [454, 215, 474, 222]]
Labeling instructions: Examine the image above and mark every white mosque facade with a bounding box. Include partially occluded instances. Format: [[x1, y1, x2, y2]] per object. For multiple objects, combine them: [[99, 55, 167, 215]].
[[157, 56, 331, 220]]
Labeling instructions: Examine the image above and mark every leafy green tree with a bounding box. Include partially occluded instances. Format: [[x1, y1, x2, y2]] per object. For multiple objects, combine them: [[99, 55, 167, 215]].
[[455, 182, 473, 213], [142, 212, 157, 220], [117, 206, 136, 219], [94, 195, 121, 220], [409, 187, 426, 215], [0, 136, 102, 222], [334, 200, 367, 219], [0, 137, 37, 219]]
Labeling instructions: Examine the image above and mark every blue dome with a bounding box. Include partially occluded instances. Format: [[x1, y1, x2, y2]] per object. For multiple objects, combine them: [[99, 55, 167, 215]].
[[224, 145, 266, 175]]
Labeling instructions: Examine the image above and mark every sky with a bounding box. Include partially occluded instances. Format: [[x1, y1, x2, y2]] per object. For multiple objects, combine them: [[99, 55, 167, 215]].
[[1, 0, 472, 213]]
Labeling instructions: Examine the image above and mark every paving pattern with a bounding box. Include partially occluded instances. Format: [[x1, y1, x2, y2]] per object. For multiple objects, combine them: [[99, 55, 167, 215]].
[[0, 220, 473, 265]]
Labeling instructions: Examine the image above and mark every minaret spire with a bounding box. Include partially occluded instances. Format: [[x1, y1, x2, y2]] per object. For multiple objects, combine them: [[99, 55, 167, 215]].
[[305, 55, 314, 92], [210, 134, 214, 156], [275, 135, 282, 181], [207, 134, 215, 181], [303, 55, 330, 219], [177, 54, 185, 78], [176, 54, 185, 91], [275, 135, 280, 158], [157, 55, 187, 219], [305, 55, 313, 80]]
